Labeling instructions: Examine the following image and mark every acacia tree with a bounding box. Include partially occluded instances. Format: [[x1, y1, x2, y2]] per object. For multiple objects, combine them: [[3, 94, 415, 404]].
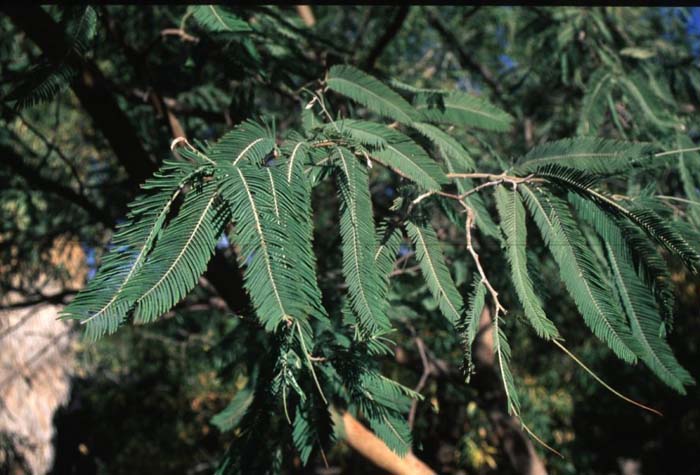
[[2, 5, 700, 475]]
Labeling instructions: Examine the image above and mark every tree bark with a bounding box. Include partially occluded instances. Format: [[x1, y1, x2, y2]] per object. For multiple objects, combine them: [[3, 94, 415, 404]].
[[363, 6, 411, 71], [335, 410, 436, 475]]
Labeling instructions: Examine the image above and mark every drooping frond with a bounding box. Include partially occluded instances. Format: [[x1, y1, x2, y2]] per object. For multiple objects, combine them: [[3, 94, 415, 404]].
[[291, 402, 318, 465], [494, 186, 558, 339], [410, 121, 476, 170], [515, 138, 654, 175], [126, 179, 227, 324], [493, 319, 521, 416], [519, 184, 638, 362], [535, 164, 700, 271], [372, 130, 449, 191], [321, 120, 449, 191], [414, 91, 513, 132], [577, 70, 615, 136], [282, 159, 330, 324], [190, 5, 252, 33], [334, 147, 390, 336], [326, 65, 419, 124], [209, 119, 276, 165], [288, 366, 334, 466], [405, 219, 464, 325], [351, 370, 415, 456], [458, 276, 486, 378], [570, 195, 676, 333], [605, 238, 694, 393], [61, 160, 209, 340], [218, 161, 328, 331]]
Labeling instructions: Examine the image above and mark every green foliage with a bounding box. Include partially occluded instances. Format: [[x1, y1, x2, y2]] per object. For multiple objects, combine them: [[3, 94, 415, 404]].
[[190, 5, 251, 33], [494, 186, 558, 339], [515, 137, 654, 175], [458, 276, 486, 378], [10, 6, 700, 473], [326, 65, 419, 123], [334, 146, 390, 336], [405, 219, 464, 324], [58, 56, 700, 469]]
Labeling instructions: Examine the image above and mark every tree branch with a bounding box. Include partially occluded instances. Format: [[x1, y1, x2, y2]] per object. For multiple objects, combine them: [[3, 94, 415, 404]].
[[334, 409, 436, 475], [363, 6, 411, 71], [424, 7, 503, 96]]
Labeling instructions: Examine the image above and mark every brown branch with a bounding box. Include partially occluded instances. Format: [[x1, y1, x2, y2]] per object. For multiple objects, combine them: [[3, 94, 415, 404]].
[[334, 409, 436, 475], [407, 336, 433, 430], [160, 28, 199, 43], [363, 6, 411, 70], [295, 5, 315, 27]]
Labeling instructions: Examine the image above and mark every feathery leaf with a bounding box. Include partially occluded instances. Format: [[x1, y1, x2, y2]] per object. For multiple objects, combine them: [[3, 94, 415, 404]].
[[494, 186, 558, 339], [126, 179, 227, 324], [190, 5, 252, 33], [520, 184, 638, 362], [209, 119, 276, 165], [334, 146, 390, 336], [326, 65, 419, 124], [405, 219, 464, 324], [515, 138, 654, 175], [61, 161, 210, 340]]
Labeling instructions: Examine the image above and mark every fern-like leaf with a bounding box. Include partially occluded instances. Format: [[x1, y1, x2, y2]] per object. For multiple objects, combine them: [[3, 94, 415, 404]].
[[326, 119, 390, 149], [405, 219, 464, 324], [605, 239, 694, 393], [210, 119, 276, 165], [61, 161, 209, 340], [326, 65, 419, 124], [219, 161, 327, 331], [494, 186, 558, 339], [411, 121, 476, 170], [493, 320, 521, 416], [535, 164, 700, 271], [520, 184, 638, 362], [125, 179, 227, 324], [372, 130, 448, 191], [334, 147, 390, 336], [515, 138, 654, 175], [190, 5, 252, 33]]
